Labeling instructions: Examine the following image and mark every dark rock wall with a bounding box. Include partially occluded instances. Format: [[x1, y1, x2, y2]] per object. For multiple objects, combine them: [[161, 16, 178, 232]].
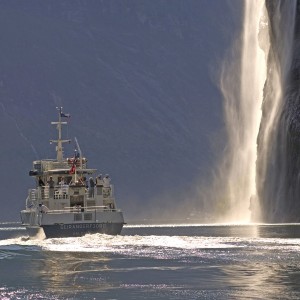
[[257, 1, 300, 222]]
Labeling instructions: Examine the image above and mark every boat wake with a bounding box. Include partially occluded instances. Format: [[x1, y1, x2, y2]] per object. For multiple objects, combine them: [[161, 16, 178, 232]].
[[1, 232, 300, 261]]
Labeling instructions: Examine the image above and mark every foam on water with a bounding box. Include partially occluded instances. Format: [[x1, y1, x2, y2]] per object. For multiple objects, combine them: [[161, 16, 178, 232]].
[[1, 231, 300, 261], [0, 234, 237, 251]]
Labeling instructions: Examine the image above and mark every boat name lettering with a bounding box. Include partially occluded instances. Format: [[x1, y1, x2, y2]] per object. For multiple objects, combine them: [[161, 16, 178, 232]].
[[60, 223, 106, 230]]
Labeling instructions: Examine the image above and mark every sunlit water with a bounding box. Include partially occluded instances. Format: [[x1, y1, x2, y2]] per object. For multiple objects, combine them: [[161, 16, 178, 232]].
[[1, 223, 300, 299]]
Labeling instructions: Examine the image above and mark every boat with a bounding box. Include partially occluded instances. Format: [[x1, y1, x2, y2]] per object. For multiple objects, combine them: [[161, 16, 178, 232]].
[[20, 107, 125, 238]]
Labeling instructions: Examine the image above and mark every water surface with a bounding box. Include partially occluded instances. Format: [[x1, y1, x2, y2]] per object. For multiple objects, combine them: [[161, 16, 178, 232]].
[[0, 223, 300, 299]]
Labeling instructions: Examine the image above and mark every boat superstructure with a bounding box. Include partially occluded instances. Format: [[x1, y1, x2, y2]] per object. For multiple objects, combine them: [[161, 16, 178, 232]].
[[20, 107, 125, 238]]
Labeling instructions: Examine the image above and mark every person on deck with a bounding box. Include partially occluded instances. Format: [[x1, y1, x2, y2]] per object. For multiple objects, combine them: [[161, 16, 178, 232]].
[[59, 177, 68, 194], [88, 177, 95, 198], [38, 177, 45, 186], [96, 174, 103, 195], [96, 174, 103, 186], [103, 174, 111, 188], [39, 203, 49, 213], [47, 176, 55, 198]]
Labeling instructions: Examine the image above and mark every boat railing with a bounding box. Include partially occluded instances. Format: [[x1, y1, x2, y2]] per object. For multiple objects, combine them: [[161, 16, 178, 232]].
[[45, 206, 120, 215], [28, 189, 37, 201], [53, 185, 69, 199], [31, 185, 115, 200], [32, 185, 70, 200], [85, 185, 113, 199], [26, 194, 37, 210]]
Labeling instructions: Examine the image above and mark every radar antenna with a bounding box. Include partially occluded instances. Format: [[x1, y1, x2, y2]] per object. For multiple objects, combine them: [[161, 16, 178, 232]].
[[74, 137, 83, 169]]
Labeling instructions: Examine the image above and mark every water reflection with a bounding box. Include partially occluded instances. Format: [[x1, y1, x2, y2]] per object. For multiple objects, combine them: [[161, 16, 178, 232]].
[[34, 252, 114, 293], [220, 258, 300, 299], [255, 224, 300, 238]]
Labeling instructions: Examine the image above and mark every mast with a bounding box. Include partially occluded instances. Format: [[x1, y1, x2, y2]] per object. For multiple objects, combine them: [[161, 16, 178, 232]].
[[50, 107, 71, 162]]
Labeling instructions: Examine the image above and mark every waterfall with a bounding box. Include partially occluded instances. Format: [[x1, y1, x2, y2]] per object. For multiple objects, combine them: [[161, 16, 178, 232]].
[[218, 0, 269, 222], [216, 0, 297, 222]]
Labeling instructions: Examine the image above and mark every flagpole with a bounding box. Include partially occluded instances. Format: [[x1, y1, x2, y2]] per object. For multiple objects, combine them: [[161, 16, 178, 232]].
[[75, 163, 77, 182]]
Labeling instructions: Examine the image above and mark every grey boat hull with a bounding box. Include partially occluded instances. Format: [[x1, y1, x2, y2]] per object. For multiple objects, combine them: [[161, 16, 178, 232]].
[[26, 222, 124, 238]]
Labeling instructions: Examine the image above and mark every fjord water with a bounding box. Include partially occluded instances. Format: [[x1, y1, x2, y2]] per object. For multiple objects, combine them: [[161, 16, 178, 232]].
[[1, 223, 300, 299]]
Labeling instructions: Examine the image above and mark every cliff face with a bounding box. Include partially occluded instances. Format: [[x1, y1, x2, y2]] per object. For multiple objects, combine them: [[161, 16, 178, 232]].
[[257, 1, 300, 222], [0, 1, 241, 221]]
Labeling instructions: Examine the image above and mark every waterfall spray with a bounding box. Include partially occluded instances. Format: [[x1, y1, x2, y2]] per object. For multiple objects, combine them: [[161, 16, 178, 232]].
[[218, 0, 270, 222]]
